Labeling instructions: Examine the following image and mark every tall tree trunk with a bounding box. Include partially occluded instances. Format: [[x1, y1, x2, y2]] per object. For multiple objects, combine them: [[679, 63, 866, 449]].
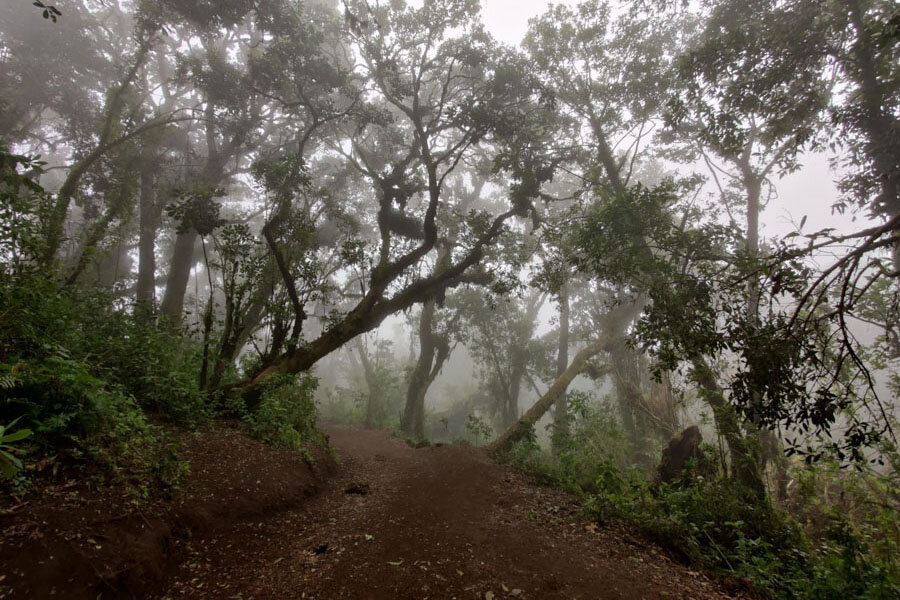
[[552, 283, 570, 451], [507, 348, 527, 427], [354, 338, 379, 428], [488, 337, 609, 457], [159, 230, 198, 321], [599, 292, 659, 462], [611, 345, 645, 455], [197, 237, 215, 390], [403, 298, 437, 439], [844, 0, 900, 271], [742, 160, 786, 496], [135, 165, 160, 319], [744, 172, 762, 327], [159, 91, 248, 323]]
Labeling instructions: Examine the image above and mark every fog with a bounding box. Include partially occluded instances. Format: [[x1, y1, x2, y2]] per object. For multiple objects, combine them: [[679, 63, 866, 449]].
[[1, 1, 898, 596]]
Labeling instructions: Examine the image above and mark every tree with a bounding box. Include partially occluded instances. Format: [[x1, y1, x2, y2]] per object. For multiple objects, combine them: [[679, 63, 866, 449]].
[[489, 0, 683, 453], [243, 0, 558, 389], [665, 0, 899, 464], [461, 288, 547, 430]]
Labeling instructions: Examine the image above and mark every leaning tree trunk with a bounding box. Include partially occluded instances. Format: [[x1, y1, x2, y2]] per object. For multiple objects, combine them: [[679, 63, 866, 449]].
[[40, 41, 154, 269], [487, 337, 608, 457], [691, 358, 765, 496]]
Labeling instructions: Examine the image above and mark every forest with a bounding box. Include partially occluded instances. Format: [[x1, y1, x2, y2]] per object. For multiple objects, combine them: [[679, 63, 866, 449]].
[[0, 0, 898, 598]]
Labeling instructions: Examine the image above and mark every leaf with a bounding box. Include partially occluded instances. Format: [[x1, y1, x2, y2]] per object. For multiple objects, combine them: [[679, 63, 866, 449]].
[[0, 451, 22, 478], [799, 215, 807, 230], [0, 428, 32, 443]]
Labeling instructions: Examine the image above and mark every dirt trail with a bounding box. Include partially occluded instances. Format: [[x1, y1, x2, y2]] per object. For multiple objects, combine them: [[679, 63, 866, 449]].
[[160, 425, 739, 600]]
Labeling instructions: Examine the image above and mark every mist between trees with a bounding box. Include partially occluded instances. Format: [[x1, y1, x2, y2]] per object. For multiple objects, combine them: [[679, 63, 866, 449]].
[[1, 0, 898, 598]]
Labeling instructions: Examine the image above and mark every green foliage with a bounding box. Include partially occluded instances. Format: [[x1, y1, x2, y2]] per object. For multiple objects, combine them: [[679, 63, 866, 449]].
[[507, 398, 632, 493], [464, 414, 493, 446], [245, 373, 321, 455], [551, 398, 635, 489], [509, 419, 899, 599], [0, 266, 207, 493], [165, 186, 225, 236], [622, 481, 808, 592], [0, 417, 32, 479], [0, 150, 52, 272], [808, 515, 898, 600], [788, 447, 900, 598], [1, 272, 206, 426]]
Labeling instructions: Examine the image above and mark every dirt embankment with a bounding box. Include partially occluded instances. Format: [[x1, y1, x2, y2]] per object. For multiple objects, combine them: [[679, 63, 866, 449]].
[[0, 424, 334, 599]]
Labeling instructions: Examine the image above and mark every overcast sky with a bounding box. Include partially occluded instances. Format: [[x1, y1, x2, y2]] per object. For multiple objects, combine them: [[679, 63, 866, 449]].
[[481, 0, 575, 47]]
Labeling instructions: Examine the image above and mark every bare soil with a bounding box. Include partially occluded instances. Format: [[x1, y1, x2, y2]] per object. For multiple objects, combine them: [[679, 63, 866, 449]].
[[0, 424, 334, 599], [1, 423, 745, 599], [161, 424, 742, 600]]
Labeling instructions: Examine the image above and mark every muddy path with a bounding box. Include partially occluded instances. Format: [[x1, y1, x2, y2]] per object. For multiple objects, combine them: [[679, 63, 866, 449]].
[[159, 425, 739, 600]]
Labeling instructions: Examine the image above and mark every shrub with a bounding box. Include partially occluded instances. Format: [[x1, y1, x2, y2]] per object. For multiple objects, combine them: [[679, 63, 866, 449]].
[[809, 515, 899, 600], [0, 271, 202, 492], [576, 454, 895, 599], [245, 373, 321, 455], [507, 398, 634, 494]]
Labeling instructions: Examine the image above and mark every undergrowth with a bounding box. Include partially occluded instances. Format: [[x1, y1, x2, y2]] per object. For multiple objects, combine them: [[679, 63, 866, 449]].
[[244, 373, 323, 461], [0, 270, 324, 493], [505, 414, 899, 599]]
